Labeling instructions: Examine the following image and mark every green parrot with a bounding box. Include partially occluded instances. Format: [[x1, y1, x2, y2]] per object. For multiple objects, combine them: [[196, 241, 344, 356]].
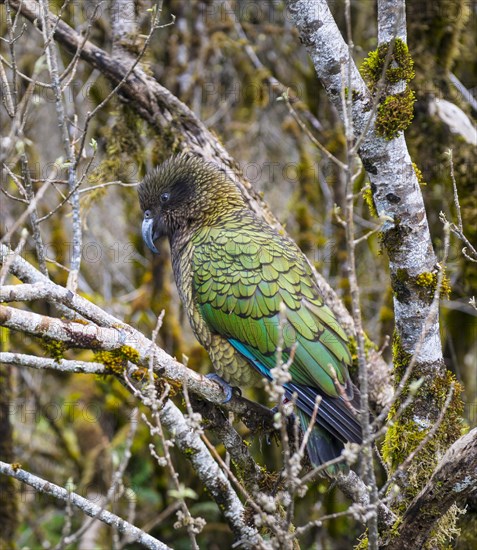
[[139, 154, 362, 472]]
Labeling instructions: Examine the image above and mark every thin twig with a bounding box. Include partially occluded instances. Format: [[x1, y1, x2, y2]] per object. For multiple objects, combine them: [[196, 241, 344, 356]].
[[4, 0, 20, 112], [38, 0, 82, 291], [20, 154, 48, 275], [62, 408, 139, 546], [343, 2, 379, 547], [283, 93, 346, 171], [75, 5, 175, 164], [448, 149, 463, 232], [78, 181, 140, 194]]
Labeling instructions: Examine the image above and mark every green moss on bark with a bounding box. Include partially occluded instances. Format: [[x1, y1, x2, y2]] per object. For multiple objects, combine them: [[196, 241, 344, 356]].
[[375, 87, 416, 140], [361, 39, 415, 88], [360, 39, 416, 140], [382, 331, 465, 548]]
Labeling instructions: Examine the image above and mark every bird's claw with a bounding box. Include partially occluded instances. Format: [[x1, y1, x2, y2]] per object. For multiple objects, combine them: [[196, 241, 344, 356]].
[[206, 373, 237, 403]]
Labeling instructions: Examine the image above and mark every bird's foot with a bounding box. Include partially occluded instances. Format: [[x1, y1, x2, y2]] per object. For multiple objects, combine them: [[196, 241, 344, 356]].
[[206, 373, 239, 403]]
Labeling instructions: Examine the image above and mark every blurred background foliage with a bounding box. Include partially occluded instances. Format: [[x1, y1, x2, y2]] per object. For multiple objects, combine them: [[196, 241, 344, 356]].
[[0, 0, 476, 548]]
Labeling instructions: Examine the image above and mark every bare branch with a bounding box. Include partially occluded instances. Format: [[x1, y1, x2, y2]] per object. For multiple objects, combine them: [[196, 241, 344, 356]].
[[0, 304, 127, 351], [282, 92, 346, 170], [285, 0, 441, 367], [162, 399, 261, 545], [0, 460, 170, 550], [0, 175, 52, 245], [38, 0, 81, 291], [20, 154, 48, 275], [336, 470, 397, 530]]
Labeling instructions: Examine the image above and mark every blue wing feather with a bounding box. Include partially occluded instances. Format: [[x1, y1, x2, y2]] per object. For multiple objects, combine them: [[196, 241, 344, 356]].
[[229, 338, 362, 448]]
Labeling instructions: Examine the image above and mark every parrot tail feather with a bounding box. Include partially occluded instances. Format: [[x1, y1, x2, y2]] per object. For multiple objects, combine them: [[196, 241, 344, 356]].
[[297, 410, 349, 475], [285, 381, 362, 444]]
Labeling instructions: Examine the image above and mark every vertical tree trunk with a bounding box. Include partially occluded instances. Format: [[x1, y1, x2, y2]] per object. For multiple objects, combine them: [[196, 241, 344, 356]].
[[286, 1, 465, 543]]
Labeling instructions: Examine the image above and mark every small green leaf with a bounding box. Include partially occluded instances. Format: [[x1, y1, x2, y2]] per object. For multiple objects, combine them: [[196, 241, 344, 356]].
[[168, 484, 199, 500]]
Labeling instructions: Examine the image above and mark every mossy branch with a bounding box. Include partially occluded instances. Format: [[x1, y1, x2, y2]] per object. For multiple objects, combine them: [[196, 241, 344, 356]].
[[385, 428, 477, 549]]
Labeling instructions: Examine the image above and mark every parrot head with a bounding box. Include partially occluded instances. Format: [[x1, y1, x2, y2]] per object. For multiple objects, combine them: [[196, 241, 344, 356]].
[[138, 154, 244, 253]]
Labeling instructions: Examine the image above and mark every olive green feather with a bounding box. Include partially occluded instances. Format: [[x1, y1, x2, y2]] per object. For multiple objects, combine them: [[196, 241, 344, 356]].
[[138, 154, 362, 472], [191, 213, 352, 397]]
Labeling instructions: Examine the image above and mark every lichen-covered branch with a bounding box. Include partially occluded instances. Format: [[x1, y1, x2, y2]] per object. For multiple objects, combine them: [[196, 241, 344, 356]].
[[0, 304, 128, 351], [285, 0, 467, 544], [0, 276, 276, 434], [285, 0, 440, 369], [190, 396, 268, 492], [0, 460, 169, 550], [159, 400, 260, 546], [336, 470, 397, 530], [0, 352, 105, 374]]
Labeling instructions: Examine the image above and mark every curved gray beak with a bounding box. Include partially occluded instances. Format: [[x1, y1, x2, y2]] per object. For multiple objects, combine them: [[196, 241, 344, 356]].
[[142, 217, 160, 254]]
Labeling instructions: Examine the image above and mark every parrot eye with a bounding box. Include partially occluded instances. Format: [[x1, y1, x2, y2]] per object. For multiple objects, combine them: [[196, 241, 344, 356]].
[[160, 192, 170, 204], [144, 209, 152, 219]]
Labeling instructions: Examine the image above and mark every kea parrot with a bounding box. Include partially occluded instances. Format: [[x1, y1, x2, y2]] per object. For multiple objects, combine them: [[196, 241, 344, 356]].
[[139, 154, 362, 473]]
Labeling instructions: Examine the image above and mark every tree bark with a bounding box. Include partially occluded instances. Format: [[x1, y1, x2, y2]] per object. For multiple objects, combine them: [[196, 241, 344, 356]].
[[386, 428, 477, 549], [285, 0, 441, 380]]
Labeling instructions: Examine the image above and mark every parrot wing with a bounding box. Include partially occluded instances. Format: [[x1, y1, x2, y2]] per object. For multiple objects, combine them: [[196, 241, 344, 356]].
[[192, 220, 362, 446]]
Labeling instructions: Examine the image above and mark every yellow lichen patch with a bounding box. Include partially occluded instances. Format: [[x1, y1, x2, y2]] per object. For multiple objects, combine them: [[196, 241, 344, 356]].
[[94, 350, 127, 375], [42, 338, 68, 363], [130, 367, 150, 381], [355, 534, 368, 550], [415, 271, 435, 286], [161, 377, 182, 398], [390, 267, 451, 304], [415, 269, 451, 300], [94, 345, 140, 375], [412, 162, 426, 186], [362, 185, 378, 218], [118, 345, 141, 364], [72, 318, 90, 325]]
